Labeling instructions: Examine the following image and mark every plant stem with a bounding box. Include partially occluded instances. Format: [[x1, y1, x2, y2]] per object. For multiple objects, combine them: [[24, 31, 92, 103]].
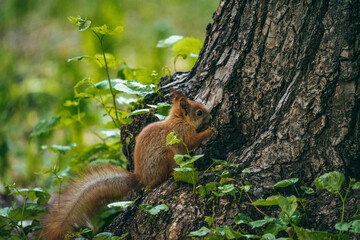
[[92, 30, 121, 129]]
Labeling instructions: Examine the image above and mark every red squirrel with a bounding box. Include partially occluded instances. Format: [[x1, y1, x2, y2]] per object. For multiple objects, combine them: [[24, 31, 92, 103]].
[[42, 89, 213, 239]]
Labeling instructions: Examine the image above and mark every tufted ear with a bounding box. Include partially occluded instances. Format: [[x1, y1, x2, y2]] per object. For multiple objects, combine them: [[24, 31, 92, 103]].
[[171, 88, 186, 103], [179, 97, 190, 116]]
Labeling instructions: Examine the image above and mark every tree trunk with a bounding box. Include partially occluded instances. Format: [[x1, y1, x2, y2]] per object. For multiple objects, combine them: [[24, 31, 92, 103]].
[[108, 0, 360, 238]]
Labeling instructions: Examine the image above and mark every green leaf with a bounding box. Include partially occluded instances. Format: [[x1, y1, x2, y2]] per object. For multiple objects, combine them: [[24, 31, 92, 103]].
[[212, 159, 239, 168], [8, 203, 47, 221], [10, 187, 50, 204], [118, 67, 158, 85], [94, 53, 121, 69], [223, 226, 243, 239], [67, 55, 93, 63], [129, 109, 151, 116], [30, 116, 61, 138], [72, 143, 108, 165], [177, 154, 204, 168], [273, 178, 299, 188], [140, 203, 169, 215], [350, 220, 360, 233], [293, 225, 348, 240], [172, 37, 202, 59], [278, 195, 297, 217], [300, 186, 315, 194], [188, 226, 211, 237], [352, 182, 360, 190], [264, 223, 288, 236], [114, 80, 157, 97], [166, 132, 182, 146], [107, 201, 133, 209], [252, 195, 280, 206], [199, 182, 218, 197], [173, 167, 199, 185], [234, 213, 252, 225], [68, 16, 91, 31], [92, 232, 113, 240], [157, 35, 184, 48], [92, 25, 123, 35], [335, 222, 351, 231], [261, 233, 276, 240], [156, 102, 171, 116], [315, 171, 345, 193], [218, 184, 237, 198]]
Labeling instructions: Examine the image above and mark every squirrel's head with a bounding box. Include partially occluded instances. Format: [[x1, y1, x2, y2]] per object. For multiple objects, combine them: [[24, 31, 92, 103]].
[[171, 89, 212, 132]]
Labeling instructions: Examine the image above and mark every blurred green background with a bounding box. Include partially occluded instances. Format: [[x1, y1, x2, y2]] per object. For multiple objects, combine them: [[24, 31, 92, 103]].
[[0, 0, 218, 189]]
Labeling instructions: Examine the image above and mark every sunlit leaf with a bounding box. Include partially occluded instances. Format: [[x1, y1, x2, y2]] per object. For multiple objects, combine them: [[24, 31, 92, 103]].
[[315, 171, 345, 193], [252, 195, 280, 206], [67, 55, 93, 63], [92, 24, 123, 35], [129, 109, 151, 116], [218, 184, 237, 198], [94, 53, 121, 69], [68, 16, 91, 31], [273, 178, 299, 188], [173, 167, 198, 185], [107, 201, 133, 209], [172, 37, 202, 59], [157, 35, 184, 48], [166, 132, 181, 145], [188, 226, 210, 237]]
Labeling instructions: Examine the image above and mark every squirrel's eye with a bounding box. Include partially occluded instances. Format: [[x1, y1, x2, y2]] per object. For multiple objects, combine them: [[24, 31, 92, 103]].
[[196, 110, 203, 116]]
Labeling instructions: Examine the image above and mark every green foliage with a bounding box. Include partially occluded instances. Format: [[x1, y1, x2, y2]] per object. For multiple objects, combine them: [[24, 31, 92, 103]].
[[140, 203, 169, 215], [315, 171, 345, 193]]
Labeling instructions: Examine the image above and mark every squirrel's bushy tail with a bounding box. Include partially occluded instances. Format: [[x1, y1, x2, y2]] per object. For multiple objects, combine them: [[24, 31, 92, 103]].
[[41, 165, 139, 240]]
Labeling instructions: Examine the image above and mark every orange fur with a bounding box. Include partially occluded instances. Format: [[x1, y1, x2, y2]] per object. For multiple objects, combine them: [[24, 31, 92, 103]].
[[42, 90, 213, 239]]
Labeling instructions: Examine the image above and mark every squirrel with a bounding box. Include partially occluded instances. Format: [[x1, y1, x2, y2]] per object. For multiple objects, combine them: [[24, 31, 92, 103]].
[[42, 89, 213, 240]]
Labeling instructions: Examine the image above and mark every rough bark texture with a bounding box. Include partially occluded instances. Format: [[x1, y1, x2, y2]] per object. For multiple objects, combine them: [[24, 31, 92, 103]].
[[108, 0, 360, 238]]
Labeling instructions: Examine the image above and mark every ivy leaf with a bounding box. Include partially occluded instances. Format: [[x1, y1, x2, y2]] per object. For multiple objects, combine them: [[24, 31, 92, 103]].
[[315, 171, 345, 193], [140, 203, 168, 215], [188, 226, 211, 237], [273, 178, 299, 188], [92, 24, 123, 35], [30, 116, 61, 138], [157, 35, 184, 48], [68, 16, 91, 31]]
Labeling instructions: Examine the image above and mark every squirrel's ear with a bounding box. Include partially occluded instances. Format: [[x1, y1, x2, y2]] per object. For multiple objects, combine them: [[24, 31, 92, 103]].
[[179, 97, 190, 116], [171, 88, 186, 103]]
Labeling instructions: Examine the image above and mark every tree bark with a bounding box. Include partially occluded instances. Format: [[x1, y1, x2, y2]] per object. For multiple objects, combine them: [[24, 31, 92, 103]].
[[108, 0, 360, 238]]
